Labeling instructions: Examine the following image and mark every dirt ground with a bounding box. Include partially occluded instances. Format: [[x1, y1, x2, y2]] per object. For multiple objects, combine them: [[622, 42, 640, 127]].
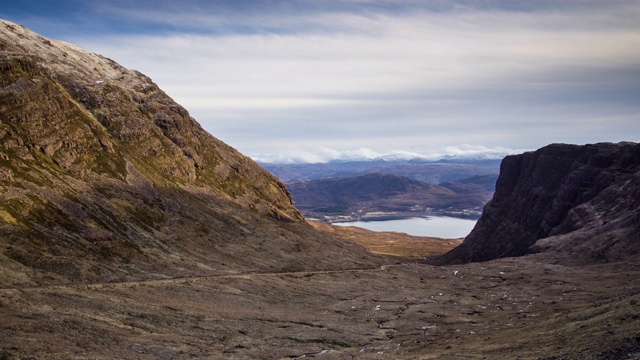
[[1, 252, 638, 359], [308, 221, 462, 259]]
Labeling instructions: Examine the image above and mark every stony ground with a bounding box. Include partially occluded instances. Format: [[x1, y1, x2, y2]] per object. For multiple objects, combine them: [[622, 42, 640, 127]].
[[1, 251, 638, 359]]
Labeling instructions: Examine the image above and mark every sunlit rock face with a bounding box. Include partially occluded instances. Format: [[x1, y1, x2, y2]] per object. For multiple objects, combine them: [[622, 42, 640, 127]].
[[438, 142, 640, 264]]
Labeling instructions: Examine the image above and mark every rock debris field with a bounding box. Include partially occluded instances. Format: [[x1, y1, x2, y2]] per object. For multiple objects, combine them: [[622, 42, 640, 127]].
[[1, 254, 638, 359]]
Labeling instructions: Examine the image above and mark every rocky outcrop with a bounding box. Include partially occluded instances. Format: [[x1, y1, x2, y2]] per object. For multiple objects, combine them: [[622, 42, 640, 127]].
[[0, 19, 383, 287], [437, 142, 640, 264]]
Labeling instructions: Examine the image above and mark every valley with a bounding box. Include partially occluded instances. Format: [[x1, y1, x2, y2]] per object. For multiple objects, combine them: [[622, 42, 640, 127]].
[[285, 173, 494, 221], [0, 19, 638, 360], [2, 254, 638, 359]]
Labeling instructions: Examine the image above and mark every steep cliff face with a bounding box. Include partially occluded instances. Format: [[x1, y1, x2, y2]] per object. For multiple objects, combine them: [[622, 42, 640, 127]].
[[0, 20, 382, 287], [438, 142, 640, 264]]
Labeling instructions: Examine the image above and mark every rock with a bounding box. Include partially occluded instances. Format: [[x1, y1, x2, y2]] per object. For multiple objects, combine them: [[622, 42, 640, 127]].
[[437, 142, 640, 264]]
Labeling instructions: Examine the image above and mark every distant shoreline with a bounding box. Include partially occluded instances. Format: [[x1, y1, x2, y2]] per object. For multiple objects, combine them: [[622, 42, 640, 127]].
[[326, 213, 479, 238], [317, 211, 480, 224]]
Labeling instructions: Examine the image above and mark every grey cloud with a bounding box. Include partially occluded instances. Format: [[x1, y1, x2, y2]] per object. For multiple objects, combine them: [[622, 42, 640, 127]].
[[55, 0, 640, 159]]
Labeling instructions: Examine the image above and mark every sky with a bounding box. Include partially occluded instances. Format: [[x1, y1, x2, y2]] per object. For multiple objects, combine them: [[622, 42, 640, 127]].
[[1, 0, 639, 163]]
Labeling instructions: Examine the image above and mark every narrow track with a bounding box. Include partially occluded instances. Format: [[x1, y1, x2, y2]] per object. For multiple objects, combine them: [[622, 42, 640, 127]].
[[0, 264, 403, 293]]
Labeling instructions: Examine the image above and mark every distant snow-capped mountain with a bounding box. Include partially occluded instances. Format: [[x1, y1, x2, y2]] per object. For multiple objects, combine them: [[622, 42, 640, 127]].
[[253, 145, 526, 164]]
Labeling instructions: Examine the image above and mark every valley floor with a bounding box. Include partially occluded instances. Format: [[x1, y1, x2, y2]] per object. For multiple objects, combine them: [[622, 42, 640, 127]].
[[1, 255, 638, 359]]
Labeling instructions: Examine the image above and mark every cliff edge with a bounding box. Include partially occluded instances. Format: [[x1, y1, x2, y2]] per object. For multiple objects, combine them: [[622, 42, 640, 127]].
[[437, 142, 640, 264]]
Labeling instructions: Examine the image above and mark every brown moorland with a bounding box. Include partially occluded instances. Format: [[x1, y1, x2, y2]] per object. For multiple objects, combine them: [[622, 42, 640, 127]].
[[309, 220, 462, 259], [1, 254, 638, 359]]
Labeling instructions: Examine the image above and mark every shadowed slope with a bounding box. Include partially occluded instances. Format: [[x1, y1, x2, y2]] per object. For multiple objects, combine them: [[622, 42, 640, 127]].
[[437, 142, 640, 264]]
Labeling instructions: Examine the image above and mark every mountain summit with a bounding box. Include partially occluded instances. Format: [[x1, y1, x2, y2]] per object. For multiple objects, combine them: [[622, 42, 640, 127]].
[[0, 19, 380, 286]]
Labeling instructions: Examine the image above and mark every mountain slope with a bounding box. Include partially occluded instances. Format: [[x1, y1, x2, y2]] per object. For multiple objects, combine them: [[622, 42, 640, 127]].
[[0, 20, 383, 287], [1, 20, 301, 220], [262, 159, 500, 183], [437, 142, 640, 264], [287, 173, 492, 218]]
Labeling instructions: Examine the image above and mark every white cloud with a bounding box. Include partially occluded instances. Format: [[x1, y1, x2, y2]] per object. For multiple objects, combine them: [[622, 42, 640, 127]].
[[65, 1, 640, 158], [253, 144, 526, 164]]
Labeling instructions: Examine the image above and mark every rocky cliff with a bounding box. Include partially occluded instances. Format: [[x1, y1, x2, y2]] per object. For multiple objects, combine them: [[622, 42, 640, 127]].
[[0, 20, 382, 287], [437, 142, 640, 264]]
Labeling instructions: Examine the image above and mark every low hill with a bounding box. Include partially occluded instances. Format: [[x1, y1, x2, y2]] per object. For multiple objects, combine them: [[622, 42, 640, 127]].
[[442, 173, 498, 192], [437, 142, 640, 265], [262, 159, 500, 184], [287, 173, 493, 219]]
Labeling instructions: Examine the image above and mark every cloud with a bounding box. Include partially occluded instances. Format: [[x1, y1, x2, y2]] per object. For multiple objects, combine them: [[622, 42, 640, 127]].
[[254, 147, 384, 164], [20, 0, 639, 157], [253, 144, 527, 164]]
